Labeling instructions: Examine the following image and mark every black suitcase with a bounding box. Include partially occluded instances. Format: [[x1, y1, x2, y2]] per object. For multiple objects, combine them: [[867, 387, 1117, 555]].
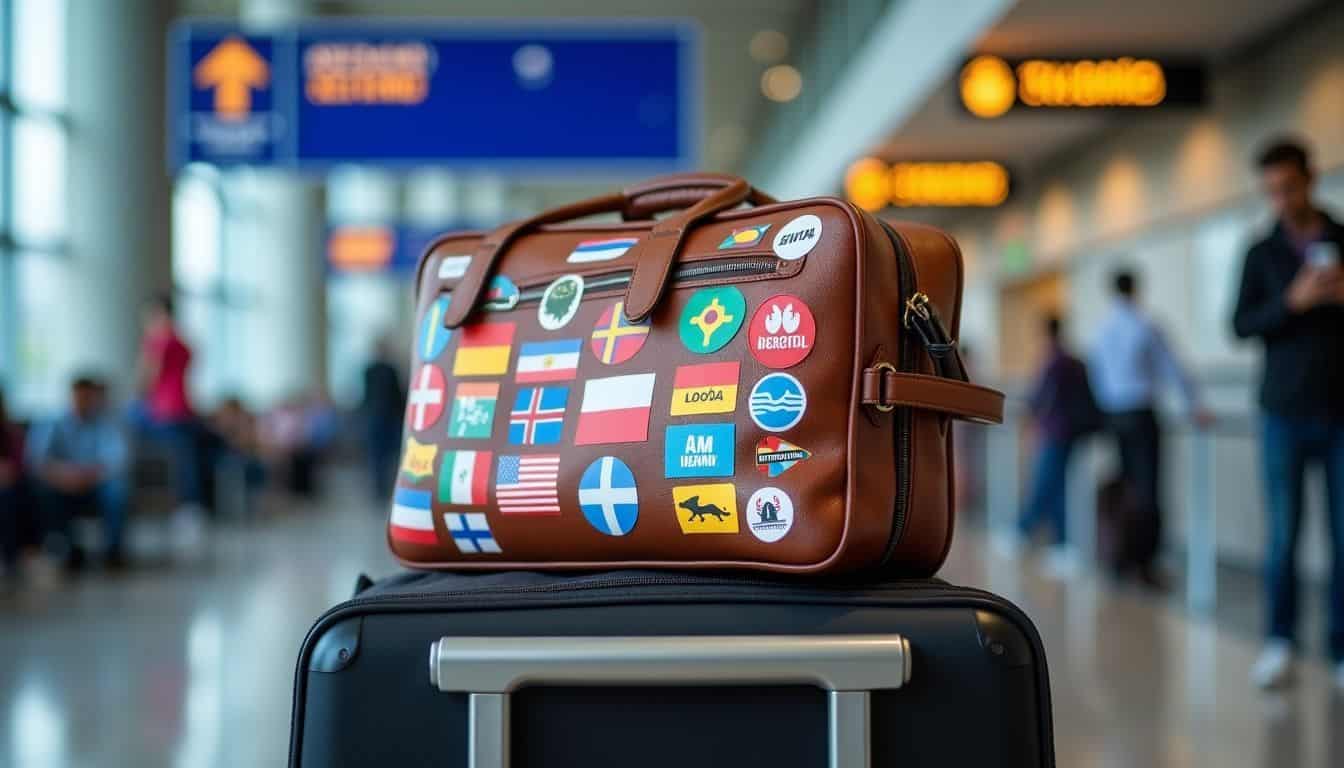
[[289, 571, 1054, 767]]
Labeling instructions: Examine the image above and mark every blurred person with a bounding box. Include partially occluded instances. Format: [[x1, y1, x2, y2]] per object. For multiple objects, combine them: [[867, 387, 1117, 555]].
[[209, 396, 266, 493], [360, 338, 406, 502], [137, 294, 208, 517], [261, 391, 338, 499], [26, 376, 130, 571], [0, 388, 25, 582], [1090, 270, 1209, 589], [1016, 314, 1101, 577], [1233, 138, 1344, 689]]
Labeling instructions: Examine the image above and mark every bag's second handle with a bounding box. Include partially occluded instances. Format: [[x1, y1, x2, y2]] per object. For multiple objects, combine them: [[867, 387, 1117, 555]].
[[429, 633, 912, 768], [439, 175, 761, 329]]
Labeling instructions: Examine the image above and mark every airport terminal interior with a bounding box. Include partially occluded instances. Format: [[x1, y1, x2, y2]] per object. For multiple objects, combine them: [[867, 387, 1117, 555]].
[[1, 0, 1344, 765]]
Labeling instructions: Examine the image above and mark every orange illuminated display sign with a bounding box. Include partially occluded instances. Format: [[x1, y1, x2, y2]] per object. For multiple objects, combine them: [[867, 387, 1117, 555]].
[[845, 158, 1010, 210], [960, 55, 1204, 118], [304, 43, 432, 105], [327, 226, 396, 271]]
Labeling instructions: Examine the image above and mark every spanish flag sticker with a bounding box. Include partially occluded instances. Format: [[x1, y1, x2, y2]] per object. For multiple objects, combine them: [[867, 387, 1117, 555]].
[[452, 322, 515, 377], [670, 361, 739, 416]]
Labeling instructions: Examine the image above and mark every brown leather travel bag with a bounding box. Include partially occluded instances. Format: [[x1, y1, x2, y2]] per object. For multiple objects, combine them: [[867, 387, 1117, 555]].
[[389, 173, 1003, 575]]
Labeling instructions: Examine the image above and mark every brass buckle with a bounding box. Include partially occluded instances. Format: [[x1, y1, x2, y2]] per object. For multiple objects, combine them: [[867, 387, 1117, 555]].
[[871, 361, 897, 413], [903, 292, 931, 329]]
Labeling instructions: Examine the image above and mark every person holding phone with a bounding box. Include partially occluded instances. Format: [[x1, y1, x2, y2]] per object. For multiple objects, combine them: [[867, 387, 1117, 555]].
[[1233, 138, 1344, 689]]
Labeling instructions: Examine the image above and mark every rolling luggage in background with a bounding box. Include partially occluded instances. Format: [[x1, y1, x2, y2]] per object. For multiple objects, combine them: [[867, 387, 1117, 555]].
[[1095, 474, 1158, 572], [289, 571, 1054, 767]]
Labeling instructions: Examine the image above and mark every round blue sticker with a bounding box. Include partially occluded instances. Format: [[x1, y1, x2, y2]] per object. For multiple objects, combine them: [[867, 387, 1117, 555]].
[[579, 456, 639, 536], [483, 275, 520, 311], [417, 296, 452, 361], [749, 373, 807, 432]]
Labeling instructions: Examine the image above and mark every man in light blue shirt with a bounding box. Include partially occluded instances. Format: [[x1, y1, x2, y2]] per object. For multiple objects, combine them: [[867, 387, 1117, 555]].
[[27, 375, 131, 570], [1090, 271, 1208, 588]]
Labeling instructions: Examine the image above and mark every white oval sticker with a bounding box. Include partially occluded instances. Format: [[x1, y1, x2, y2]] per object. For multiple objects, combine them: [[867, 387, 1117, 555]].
[[772, 214, 821, 261], [746, 487, 794, 543], [538, 274, 585, 330]]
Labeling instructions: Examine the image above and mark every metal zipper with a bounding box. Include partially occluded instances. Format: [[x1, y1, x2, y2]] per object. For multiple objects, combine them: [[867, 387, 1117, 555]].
[[877, 221, 917, 567], [504, 255, 782, 308]]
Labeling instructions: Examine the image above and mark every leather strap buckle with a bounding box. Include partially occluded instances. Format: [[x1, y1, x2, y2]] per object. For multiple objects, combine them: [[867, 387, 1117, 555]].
[[870, 362, 897, 413]]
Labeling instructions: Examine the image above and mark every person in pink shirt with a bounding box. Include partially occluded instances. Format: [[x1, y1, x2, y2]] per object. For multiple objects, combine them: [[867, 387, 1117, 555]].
[[138, 295, 206, 511]]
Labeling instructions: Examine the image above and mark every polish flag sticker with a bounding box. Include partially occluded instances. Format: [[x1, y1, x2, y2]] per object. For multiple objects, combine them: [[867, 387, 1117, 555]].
[[748, 294, 815, 369]]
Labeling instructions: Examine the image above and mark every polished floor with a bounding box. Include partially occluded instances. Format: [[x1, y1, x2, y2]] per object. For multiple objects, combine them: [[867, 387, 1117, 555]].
[[1, 470, 1340, 767]]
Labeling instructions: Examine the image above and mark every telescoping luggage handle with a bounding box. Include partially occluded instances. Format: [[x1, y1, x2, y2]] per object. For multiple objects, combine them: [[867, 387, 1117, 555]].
[[429, 633, 912, 768], [439, 173, 774, 329]]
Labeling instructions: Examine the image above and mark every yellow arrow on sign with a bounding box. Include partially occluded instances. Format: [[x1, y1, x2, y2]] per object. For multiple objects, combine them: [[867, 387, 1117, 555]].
[[193, 36, 270, 121]]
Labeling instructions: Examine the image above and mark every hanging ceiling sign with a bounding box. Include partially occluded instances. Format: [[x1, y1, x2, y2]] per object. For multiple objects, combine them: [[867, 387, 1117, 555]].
[[170, 20, 700, 173], [845, 158, 1011, 209], [958, 54, 1205, 118]]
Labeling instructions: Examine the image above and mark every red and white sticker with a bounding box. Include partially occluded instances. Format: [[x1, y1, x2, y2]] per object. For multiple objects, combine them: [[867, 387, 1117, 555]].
[[406, 364, 447, 431], [748, 294, 815, 369]]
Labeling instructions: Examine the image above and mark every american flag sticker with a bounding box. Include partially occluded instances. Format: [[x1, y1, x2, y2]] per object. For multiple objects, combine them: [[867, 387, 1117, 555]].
[[495, 455, 561, 516]]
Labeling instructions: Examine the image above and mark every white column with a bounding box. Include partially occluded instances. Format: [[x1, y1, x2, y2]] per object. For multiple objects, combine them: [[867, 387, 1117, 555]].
[[62, 0, 172, 399]]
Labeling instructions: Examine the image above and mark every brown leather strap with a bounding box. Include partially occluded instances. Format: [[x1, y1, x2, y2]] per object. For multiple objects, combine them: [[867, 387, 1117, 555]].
[[622, 172, 776, 220], [441, 193, 626, 328], [861, 368, 1004, 424], [621, 179, 753, 323]]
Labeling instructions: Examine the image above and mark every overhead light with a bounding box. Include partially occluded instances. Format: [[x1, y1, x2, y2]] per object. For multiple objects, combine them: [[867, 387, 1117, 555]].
[[844, 158, 1011, 208], [749, 30, 788, 63], [844, 157, 890, 212], [959, 55, 1016, 119], [761, 65, 802, 103]]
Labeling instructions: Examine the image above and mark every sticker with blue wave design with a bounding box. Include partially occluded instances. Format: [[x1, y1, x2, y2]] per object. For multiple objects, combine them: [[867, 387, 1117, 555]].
[[748, 372, 807, 432]]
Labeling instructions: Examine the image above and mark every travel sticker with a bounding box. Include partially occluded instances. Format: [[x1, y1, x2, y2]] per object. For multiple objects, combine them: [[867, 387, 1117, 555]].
[[718, 223, 771, 250], [755, 437, 811, 477], [673, 483, 739, 534], [437, 254, 471, 280], [445, 512, 502, 554], [749, 373, 807, 432], [495, 455, 560, 515], [680, 286, 746, 354], [448, 382, 498, 439], [437, 450, 492, 506], [516, 339, 581, 382], [390, 487, 438, 545], [483, 275, 520, 311], [670, 361, 739, 416], [590, 301, 651, 365], [746, 487, 795, 543], [575, 373, 655, 445], [579, 456, 639, 536], [399, 438, 438, 481], [665, 423, 735, 479], [453, 322, 515, 377], [568, 237, 637, 264], [406, 364, 447, 431], [538, 274, 585, 330], [749, 294, 815, 369], [772, 214, 821, 261], [417, 296, 452, 361], [509, 386, 568, 445]]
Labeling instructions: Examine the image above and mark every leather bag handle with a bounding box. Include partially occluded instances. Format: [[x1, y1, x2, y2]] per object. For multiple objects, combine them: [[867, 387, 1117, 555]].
[[440, 177, 761, 329], [621, 172, 776, 220]]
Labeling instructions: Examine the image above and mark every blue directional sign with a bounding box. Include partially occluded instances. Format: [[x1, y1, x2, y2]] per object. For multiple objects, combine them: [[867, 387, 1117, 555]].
[[170, 21, 700, 173]]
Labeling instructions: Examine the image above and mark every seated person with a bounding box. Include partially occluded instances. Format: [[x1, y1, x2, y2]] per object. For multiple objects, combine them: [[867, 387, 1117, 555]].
[[26, 376, 130, 570], [0, 388, 24, 580], [209, 396, 266, 490]]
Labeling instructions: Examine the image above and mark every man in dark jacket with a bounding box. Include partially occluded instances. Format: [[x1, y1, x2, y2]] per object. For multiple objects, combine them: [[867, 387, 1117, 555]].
[[361, 338, 407, 502], [1233, 138, 1344, 690]]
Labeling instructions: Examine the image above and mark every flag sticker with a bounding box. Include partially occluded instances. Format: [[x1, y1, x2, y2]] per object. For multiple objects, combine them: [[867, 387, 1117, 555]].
[[437, 450, 492, 506], [453, 322, 515, 377], [437, 254, 471, 280], [746, 487, 795, 543], [670, 362, 739, 416], [406, 364, 447, 431], [483, 275, 520, 311], [575, 373, 655, 445], [446, 512, 502, 554], [417, 296, 452, 361], [748, 294, 815, 369], [664, 423, 735, 479], [590, 301, 650, 365], [718, 223, 771, 250], [509, 386, 568, 445], [568, 237, 638, 264], [672, 483, 739, 534], [749, 373, 807, 432], [538, 274, 584, 330], [390, 487, 438, 545], [495, 455, 560, 516], [516, 339, 582, 383], [579, 456, 639, 536], [679, 286, 746, 354], [399, 437, 438, 481], [449, 382, 498, 439], [755, 436, 811, 477]]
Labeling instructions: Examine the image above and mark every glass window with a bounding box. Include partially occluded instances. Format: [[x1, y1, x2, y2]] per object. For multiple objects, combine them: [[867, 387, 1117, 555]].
[[13, 252, 69, 413], [12, 0, 65, 111], [173, 173, 224, 292], [13, 116, 66, 244]]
